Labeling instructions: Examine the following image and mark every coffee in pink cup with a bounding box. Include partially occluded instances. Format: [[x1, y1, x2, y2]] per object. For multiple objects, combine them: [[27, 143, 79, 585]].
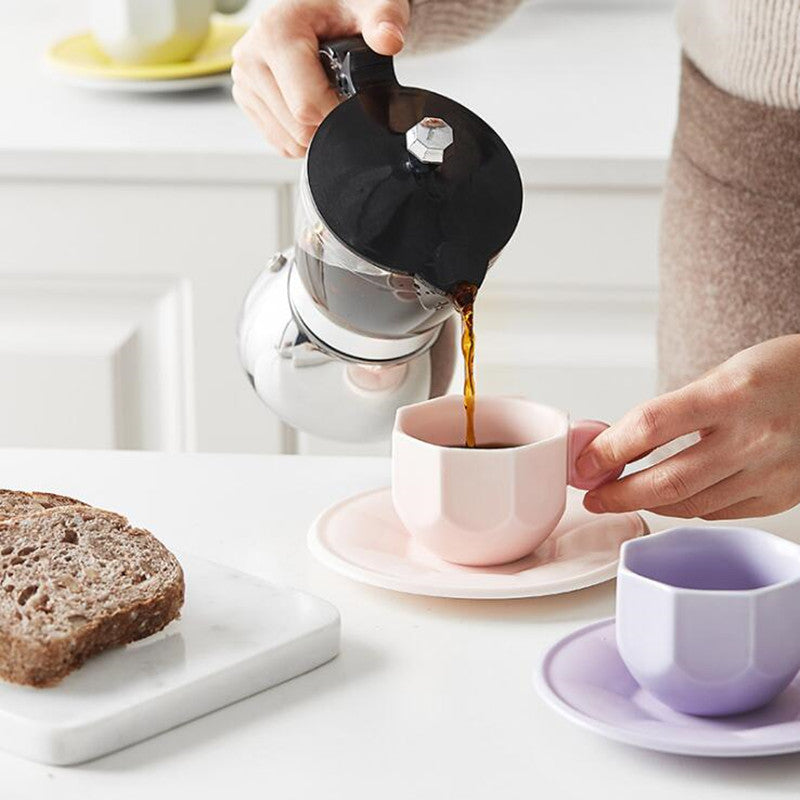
[[392, 395, 621, 567]]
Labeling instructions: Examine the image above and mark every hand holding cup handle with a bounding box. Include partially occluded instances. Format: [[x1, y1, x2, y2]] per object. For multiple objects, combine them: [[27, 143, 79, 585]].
[[568, 420, 623, 491]]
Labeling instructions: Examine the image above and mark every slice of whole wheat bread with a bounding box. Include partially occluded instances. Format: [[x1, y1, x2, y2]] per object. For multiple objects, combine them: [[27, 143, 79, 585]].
[[0, 505, 184, 687], [0, 490, 88, 522]]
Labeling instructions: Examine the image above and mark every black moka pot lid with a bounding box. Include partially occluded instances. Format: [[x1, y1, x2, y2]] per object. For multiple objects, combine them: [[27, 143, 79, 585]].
[[307, 39, 523, 294]]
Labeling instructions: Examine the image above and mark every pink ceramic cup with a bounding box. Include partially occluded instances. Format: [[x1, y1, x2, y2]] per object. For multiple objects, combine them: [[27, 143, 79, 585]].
[[392, 395, 621, 567]]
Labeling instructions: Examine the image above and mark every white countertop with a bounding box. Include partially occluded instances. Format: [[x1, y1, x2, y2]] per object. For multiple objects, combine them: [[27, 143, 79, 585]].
[[1, 2, 679, 185], [0, 448, 798, 799]]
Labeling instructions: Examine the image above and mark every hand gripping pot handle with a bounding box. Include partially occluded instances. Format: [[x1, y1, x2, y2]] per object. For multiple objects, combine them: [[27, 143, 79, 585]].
[[568, 419, 623, 491]]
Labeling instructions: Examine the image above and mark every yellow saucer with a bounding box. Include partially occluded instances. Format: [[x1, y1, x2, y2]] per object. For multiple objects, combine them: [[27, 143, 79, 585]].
[[45, 20, 246, 81]]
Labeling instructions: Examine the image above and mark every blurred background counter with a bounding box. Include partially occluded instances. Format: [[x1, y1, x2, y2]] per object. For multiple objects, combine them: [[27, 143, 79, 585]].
[[0, 1, 678, 455]]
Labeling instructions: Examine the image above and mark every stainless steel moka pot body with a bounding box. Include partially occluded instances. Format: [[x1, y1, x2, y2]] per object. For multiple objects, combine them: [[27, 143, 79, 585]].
[[238, 37, 523, 442]]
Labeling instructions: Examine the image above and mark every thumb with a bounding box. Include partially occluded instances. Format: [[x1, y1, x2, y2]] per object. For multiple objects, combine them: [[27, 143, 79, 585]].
[[354, 0, 409, 55]]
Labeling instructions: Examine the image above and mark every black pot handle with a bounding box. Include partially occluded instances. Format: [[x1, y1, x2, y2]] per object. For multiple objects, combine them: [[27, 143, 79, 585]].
[[319, 35, 399, 98]]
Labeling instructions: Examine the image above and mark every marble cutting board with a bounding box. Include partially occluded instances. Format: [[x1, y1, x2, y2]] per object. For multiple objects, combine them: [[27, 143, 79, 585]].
[[0, 554, 340, 765]]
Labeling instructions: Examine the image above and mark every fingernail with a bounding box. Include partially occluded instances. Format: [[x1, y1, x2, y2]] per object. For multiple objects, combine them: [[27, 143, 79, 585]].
[[576, 452, 601, 480], [584, 492, 605, 513], [378, 21, 405, 43]]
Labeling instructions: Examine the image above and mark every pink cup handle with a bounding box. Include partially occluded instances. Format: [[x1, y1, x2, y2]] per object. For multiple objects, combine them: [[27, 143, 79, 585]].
[[568, 419, 624, 491]]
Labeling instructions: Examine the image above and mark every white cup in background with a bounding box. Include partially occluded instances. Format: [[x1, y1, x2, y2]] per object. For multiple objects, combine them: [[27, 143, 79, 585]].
[[91, 0, 248, 66]]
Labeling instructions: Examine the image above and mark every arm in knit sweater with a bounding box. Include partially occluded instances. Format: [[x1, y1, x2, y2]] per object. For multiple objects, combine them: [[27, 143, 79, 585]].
[[405, 0, 523, 52]]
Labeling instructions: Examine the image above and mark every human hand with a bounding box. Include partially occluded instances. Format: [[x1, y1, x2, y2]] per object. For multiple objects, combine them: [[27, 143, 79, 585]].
[[575, 335, 800, 519], [232, 0, 409, 157]]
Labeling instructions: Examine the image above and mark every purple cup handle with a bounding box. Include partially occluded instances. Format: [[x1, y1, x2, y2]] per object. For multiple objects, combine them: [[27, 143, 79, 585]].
[[568, 419, 624, 491]]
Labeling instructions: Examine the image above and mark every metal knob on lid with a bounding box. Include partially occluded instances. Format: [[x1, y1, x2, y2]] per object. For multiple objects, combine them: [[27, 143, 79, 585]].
[[406, 117, 453, 164]]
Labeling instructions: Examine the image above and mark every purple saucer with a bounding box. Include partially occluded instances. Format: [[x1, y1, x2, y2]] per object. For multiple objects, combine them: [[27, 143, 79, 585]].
[[535, 618, 800, 757]]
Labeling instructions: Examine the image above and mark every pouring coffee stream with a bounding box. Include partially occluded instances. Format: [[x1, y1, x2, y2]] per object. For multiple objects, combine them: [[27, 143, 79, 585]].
[[452, 283, 478, 447], [238, 36, 522, 443]]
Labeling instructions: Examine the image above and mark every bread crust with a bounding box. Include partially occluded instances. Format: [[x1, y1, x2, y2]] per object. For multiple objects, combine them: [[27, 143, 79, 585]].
[[0, 490, 88, 523], [29, 492, 89, 509]]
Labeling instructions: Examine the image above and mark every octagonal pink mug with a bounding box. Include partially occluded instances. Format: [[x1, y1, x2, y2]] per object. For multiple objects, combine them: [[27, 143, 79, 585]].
[[392, 395, 622, 567]]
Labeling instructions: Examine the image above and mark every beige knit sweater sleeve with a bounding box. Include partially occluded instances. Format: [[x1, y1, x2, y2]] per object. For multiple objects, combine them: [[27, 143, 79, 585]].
[[677, 0, 800, 109], [405, 0, 524, 52]]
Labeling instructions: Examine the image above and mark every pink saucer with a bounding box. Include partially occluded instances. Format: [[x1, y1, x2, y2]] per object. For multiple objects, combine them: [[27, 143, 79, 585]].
[[307, 487, 646, 599]]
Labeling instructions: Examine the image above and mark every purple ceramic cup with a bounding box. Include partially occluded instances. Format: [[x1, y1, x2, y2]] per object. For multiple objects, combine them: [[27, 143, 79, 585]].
[[617, 526, 800, 717]]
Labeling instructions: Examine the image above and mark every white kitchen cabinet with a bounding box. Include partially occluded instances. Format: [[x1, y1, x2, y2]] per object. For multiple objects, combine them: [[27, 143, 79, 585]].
[[0, 2, 677, 455], [0, 275, 188, 449], [0, 178, 290, 453]]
